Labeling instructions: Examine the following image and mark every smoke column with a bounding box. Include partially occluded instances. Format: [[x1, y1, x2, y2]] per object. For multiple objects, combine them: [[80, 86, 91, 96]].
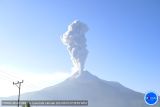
[[61, 20, 89, 74]]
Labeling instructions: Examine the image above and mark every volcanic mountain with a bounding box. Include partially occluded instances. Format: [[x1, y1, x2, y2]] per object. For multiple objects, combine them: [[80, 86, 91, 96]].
[[2, 71, 159, 107]]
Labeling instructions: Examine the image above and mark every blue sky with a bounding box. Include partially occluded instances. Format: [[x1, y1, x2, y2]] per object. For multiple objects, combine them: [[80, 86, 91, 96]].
[[0, 0, 160, 96]]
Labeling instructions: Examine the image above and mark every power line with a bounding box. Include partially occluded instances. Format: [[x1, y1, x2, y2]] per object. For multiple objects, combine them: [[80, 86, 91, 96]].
[[13, 80, 24, 107], [0, 70, 38, 89]]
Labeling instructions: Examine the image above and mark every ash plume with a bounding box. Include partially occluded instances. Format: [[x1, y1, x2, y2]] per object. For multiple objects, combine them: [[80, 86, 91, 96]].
[[61, 20, 89, 74]]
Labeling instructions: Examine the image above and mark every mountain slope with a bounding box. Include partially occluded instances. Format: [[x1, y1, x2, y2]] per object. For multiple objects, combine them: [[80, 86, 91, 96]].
[[3, 71, 160, 107]]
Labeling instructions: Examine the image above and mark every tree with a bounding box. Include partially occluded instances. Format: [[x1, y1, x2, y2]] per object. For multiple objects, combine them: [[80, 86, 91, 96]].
[[22, 102, 30, 107]]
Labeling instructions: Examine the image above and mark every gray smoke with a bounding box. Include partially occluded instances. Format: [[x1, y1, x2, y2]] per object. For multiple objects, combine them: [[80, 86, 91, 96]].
[[61, 20, 89, 74]]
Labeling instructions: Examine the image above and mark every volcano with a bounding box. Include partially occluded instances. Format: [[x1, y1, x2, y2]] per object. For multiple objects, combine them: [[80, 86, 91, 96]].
[[3, 71, 159, 107]]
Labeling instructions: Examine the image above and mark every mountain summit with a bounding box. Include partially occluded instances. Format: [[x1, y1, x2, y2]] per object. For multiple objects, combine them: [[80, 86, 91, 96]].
[[4, 71, 159, 107]]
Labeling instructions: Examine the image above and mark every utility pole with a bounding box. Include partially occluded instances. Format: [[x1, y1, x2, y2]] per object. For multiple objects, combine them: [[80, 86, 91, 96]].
[[13, 80, 24, 107]]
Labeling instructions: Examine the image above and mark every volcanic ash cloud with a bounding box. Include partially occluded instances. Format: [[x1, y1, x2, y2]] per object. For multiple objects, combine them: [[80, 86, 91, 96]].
[[61, 20, 89, 74]]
